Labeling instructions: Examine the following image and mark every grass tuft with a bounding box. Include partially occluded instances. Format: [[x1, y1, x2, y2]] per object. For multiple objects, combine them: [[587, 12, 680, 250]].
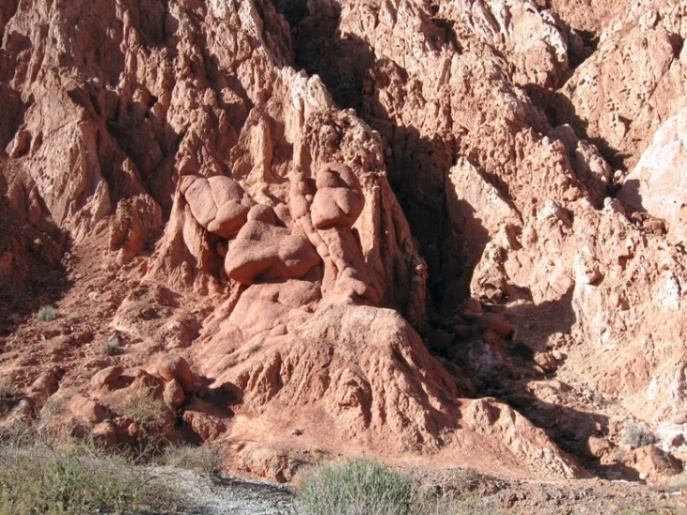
[[296, 460, 496, 515], [625, 423, 655, 448], [161, 443, 223, 477], [100, 335, 122, 356], [110, 386, 171, 461], [36, 305, 59, 322], [119, 387, 168, 431], [296, 458, 414, 515]]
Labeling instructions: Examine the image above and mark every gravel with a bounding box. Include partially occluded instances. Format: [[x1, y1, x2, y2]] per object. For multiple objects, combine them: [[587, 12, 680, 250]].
[[147, 466, 296, 514]]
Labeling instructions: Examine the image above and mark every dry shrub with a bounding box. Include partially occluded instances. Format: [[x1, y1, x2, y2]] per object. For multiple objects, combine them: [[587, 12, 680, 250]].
[[100, 336, 122, 356], [625, 423, 655, 448], [296, 458, 414, 515], [161, 443, 223, 477], [0, 442, 174, 514], [36, 305, 59, 322]]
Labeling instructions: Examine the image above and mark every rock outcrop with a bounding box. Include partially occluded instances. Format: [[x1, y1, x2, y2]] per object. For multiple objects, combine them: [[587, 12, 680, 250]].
[[619, 108, 687, 244], [1, 0, 686, 484], [552, 0, 687, 171]]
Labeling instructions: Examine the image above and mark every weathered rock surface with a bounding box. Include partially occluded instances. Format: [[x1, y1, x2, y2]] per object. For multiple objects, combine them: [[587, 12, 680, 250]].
[[155, 354, 196, 394], [180, 175, 254, 239], [551, 0, 687, 170], [1, 0, 686, 486], [619, 108, 687, 244], [224, 219, 321, 285], [310, 163, 365, 229]]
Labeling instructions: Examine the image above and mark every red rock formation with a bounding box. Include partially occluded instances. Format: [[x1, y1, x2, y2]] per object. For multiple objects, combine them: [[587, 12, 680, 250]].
[[1, 0, 686, 484], [180, 174, 254, 239]]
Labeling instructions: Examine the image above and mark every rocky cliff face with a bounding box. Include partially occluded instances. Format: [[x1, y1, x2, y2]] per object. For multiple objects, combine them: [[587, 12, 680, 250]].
[[1, 0, 686, 483]]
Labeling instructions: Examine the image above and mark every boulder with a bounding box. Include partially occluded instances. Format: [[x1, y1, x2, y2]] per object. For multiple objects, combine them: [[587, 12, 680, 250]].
[[163, 379, 185, 410], [224, 220, 321, 284], [180, 174, 254, 238], [91, 365, 124, 389], [66, 395, 106, 425], [618, 108, 687, 244], [155, 355, 195, 394], [311, 163, 365, 229]]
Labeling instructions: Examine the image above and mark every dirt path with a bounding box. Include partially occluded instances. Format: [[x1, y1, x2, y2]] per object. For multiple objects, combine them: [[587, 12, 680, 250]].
[[148, 466, 296, 514]]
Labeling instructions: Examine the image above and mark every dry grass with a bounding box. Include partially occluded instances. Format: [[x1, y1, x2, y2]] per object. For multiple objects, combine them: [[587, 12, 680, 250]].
[[296, 460, 501, 515], [100, 335, 122, 356], [625, 423, 655, 448], [161, 443, 223, 477], [412, 468, 498, 515], [36, 305, 59, 322], [0, 411, 181, 514], [296, 458, 414, 515], [0, 441, 175, 514], [113, 386, 168, 431]]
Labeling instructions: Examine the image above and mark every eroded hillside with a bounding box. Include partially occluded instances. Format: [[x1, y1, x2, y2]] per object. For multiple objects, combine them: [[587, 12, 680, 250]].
[[1, 0, 686, 486]]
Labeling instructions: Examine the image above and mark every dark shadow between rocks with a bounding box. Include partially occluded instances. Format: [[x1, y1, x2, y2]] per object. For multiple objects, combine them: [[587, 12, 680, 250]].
[[441, 179, 491, 314], [454, 287, 651, 480], [548, 90, 632, 171], [445, 286, 632, 476], [272, 1, 460, 315], [0, 86, 27, 150], [0, 177, 73, 336], [450, 287, 577, 395], [504, 286, 576, 352], [616, 178, 644, 212]]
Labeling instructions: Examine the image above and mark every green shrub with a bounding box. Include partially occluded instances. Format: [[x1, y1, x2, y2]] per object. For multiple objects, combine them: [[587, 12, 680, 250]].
[[625, 423, 655, 448], [110, 386, 170, 461], [100, 335, 122, 356], [0, 443, 172, 514], [296, 458, 414, 515], [36, 305, 59, 322], [592, 390, 606, 406], [115, 386, 168, 432]]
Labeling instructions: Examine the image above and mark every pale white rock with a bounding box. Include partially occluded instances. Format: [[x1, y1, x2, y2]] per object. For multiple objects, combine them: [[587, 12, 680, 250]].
[[619, 108, 687, 244]]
